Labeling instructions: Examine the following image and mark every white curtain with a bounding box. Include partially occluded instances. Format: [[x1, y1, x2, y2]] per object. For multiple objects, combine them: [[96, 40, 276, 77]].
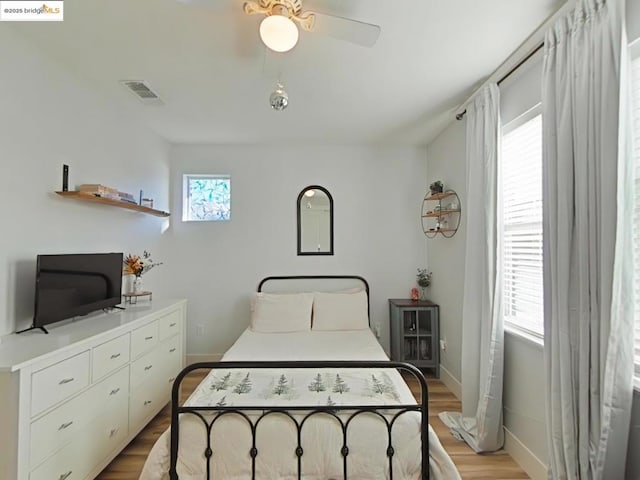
[[542, 0, 635, 478], [439, 84, 505, 452]]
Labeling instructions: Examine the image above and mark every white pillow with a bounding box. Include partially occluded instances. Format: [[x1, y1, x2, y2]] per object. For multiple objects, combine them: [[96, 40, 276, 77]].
[[250, 292, 313, 333], [312, 290, 369, 331]]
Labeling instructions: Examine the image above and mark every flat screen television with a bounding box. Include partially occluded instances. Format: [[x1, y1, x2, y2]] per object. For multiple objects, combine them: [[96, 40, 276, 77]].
[[25, 253, 123, 333]]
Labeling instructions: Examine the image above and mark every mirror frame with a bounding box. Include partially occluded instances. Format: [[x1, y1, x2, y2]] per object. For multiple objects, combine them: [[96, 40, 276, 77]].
[[297, 185, 334, 256]]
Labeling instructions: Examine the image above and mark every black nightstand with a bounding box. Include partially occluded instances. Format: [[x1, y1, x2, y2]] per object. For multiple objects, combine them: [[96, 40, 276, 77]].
[[389, 299, 439, 377]]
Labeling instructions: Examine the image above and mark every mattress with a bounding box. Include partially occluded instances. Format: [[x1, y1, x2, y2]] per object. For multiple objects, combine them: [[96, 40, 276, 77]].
[[140, 329, 460, 480], [222, 329, 391, 362]]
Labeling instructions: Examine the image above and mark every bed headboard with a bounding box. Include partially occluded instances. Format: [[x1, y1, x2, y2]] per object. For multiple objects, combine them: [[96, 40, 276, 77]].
[[257, 275, 370, 325]]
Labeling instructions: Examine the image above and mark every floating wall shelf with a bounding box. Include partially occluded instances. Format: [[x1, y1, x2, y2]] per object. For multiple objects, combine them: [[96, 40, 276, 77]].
[[421, 189, 461, 238], [55, 191, 170, 217]]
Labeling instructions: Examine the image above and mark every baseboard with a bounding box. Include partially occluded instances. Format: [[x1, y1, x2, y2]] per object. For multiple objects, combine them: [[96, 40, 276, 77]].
[[186, 354, 224, 365], [439, 364, 462, 400], [503, 427, 548, 480]]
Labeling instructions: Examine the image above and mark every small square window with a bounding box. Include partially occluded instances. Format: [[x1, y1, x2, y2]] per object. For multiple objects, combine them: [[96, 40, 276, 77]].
[[182, 175, 231, 222]]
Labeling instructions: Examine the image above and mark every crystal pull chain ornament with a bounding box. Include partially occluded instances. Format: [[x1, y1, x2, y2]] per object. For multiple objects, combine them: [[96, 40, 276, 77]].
[[269, 82, 289, 111]]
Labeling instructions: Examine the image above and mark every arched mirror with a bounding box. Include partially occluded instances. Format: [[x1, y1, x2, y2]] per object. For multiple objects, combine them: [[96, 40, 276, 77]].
[[297, 185, 334, 256]]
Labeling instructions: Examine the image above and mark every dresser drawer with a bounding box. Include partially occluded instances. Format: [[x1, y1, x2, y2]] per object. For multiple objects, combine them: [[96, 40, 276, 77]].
[[93, 365, 130, 414], [29, 433, 92, 480], [159, 310, 182, 341], [30, 387, 92, 468], [130, 348, 160, 386], [85, 393, 129, 472], [161, 335, 183, 378], [131, 321, 159, 359], [130, 380, 164, 432], [31, 351, 90, 417], [92, 334, 130, 381]]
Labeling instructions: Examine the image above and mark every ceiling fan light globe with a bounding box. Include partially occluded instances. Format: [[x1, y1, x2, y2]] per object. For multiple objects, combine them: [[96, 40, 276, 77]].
[[259, 15, 299, 53]]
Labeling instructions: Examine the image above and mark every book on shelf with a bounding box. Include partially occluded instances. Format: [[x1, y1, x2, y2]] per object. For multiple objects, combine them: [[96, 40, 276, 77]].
[[78, 185, 139, 204], [78, 183, 118, 197]]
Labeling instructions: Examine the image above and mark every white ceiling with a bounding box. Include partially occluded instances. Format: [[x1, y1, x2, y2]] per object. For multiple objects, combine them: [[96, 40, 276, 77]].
[[10, 0, 564, 146]]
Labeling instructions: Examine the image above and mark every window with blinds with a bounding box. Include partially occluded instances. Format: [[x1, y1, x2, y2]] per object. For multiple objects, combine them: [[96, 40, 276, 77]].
[[632, 52, 640, 381], [501, 112, 544, 337]]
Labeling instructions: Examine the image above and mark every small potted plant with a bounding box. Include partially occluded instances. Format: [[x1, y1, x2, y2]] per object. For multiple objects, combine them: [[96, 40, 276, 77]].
[[429, 181, 444, 195], [416, 268, 432, 301]]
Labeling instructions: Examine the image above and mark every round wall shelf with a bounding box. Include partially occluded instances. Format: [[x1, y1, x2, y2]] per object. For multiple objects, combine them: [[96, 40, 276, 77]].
[[421, 189, 461, 238]]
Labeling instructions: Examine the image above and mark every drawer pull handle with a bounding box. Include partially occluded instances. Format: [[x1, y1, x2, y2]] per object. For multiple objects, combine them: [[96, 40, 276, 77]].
[[58, 421, 74, 430], [109, 428, 119, 438], [144, 365, 153, 371], [110, 353, 121, 359], [145, 336, 153, 341], [169, 348, 177, 353], [144, 400, 152, 406], [59, 471, 72, 480], [110, 388, 121, 396], [169, 322, 177, 327], [58, 378, 74, 385]]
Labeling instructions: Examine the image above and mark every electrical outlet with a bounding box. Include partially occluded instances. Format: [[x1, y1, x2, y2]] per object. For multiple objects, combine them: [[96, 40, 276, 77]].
[[196, 324, 205, 336], [440, 339, 447, 352]]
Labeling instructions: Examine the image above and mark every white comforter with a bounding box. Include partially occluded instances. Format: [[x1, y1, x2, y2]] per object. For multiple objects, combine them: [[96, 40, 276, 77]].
[[140, 330, 460, 480]]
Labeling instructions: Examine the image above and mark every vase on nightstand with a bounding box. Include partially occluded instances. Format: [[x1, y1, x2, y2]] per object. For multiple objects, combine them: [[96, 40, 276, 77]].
[[133, 275, 143, 293]]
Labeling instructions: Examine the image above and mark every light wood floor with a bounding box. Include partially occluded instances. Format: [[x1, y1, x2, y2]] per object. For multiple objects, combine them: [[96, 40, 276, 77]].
[[97, 371, 529, 479]]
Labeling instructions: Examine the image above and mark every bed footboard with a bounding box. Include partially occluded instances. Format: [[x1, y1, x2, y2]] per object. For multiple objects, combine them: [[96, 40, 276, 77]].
[[169, 360, 429, 480]]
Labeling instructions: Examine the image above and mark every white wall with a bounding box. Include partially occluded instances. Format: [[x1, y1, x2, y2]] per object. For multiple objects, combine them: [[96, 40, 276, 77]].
[[0, 27, 171, 336], [167, 144, 427, 356], [426, 119, 549, 471]]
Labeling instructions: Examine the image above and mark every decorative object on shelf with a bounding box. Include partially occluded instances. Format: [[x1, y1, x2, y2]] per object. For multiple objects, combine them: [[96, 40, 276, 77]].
[[123, 251, 162, 295], [411, 287, 419, 301], [421, 187, 461, 238], [141, 198, 154, 208], [429, 180, 443, 195], [416, 268, 432, 301], [62, 164, 69, 191]]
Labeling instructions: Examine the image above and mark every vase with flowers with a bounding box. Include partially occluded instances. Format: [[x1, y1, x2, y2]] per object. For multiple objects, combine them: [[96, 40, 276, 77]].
[[123, 251, 163, 294], [416, 268, 432, 301]]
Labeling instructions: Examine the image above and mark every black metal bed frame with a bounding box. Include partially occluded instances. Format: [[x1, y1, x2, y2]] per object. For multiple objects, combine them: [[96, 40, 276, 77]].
[[169, 361, 429, 480], [168, 275, 430, 480]]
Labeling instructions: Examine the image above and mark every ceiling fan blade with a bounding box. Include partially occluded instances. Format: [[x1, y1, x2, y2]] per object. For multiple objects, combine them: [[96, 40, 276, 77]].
[[308, 11, 380, 48]]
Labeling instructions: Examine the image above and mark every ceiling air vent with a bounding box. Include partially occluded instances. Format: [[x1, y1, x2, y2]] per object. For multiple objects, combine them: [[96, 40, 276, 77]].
[[120, 80, 163, 105]]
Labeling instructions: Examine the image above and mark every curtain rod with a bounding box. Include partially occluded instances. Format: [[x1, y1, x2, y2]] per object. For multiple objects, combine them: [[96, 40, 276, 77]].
[[455, 42, 544, 121]]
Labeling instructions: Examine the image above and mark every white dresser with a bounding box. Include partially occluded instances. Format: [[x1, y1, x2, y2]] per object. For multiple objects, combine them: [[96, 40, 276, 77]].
[[0, 299, 186, 480]]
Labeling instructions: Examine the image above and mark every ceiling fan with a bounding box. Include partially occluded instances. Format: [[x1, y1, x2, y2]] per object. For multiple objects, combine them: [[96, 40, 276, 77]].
[[179, 0, 381, 53]]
